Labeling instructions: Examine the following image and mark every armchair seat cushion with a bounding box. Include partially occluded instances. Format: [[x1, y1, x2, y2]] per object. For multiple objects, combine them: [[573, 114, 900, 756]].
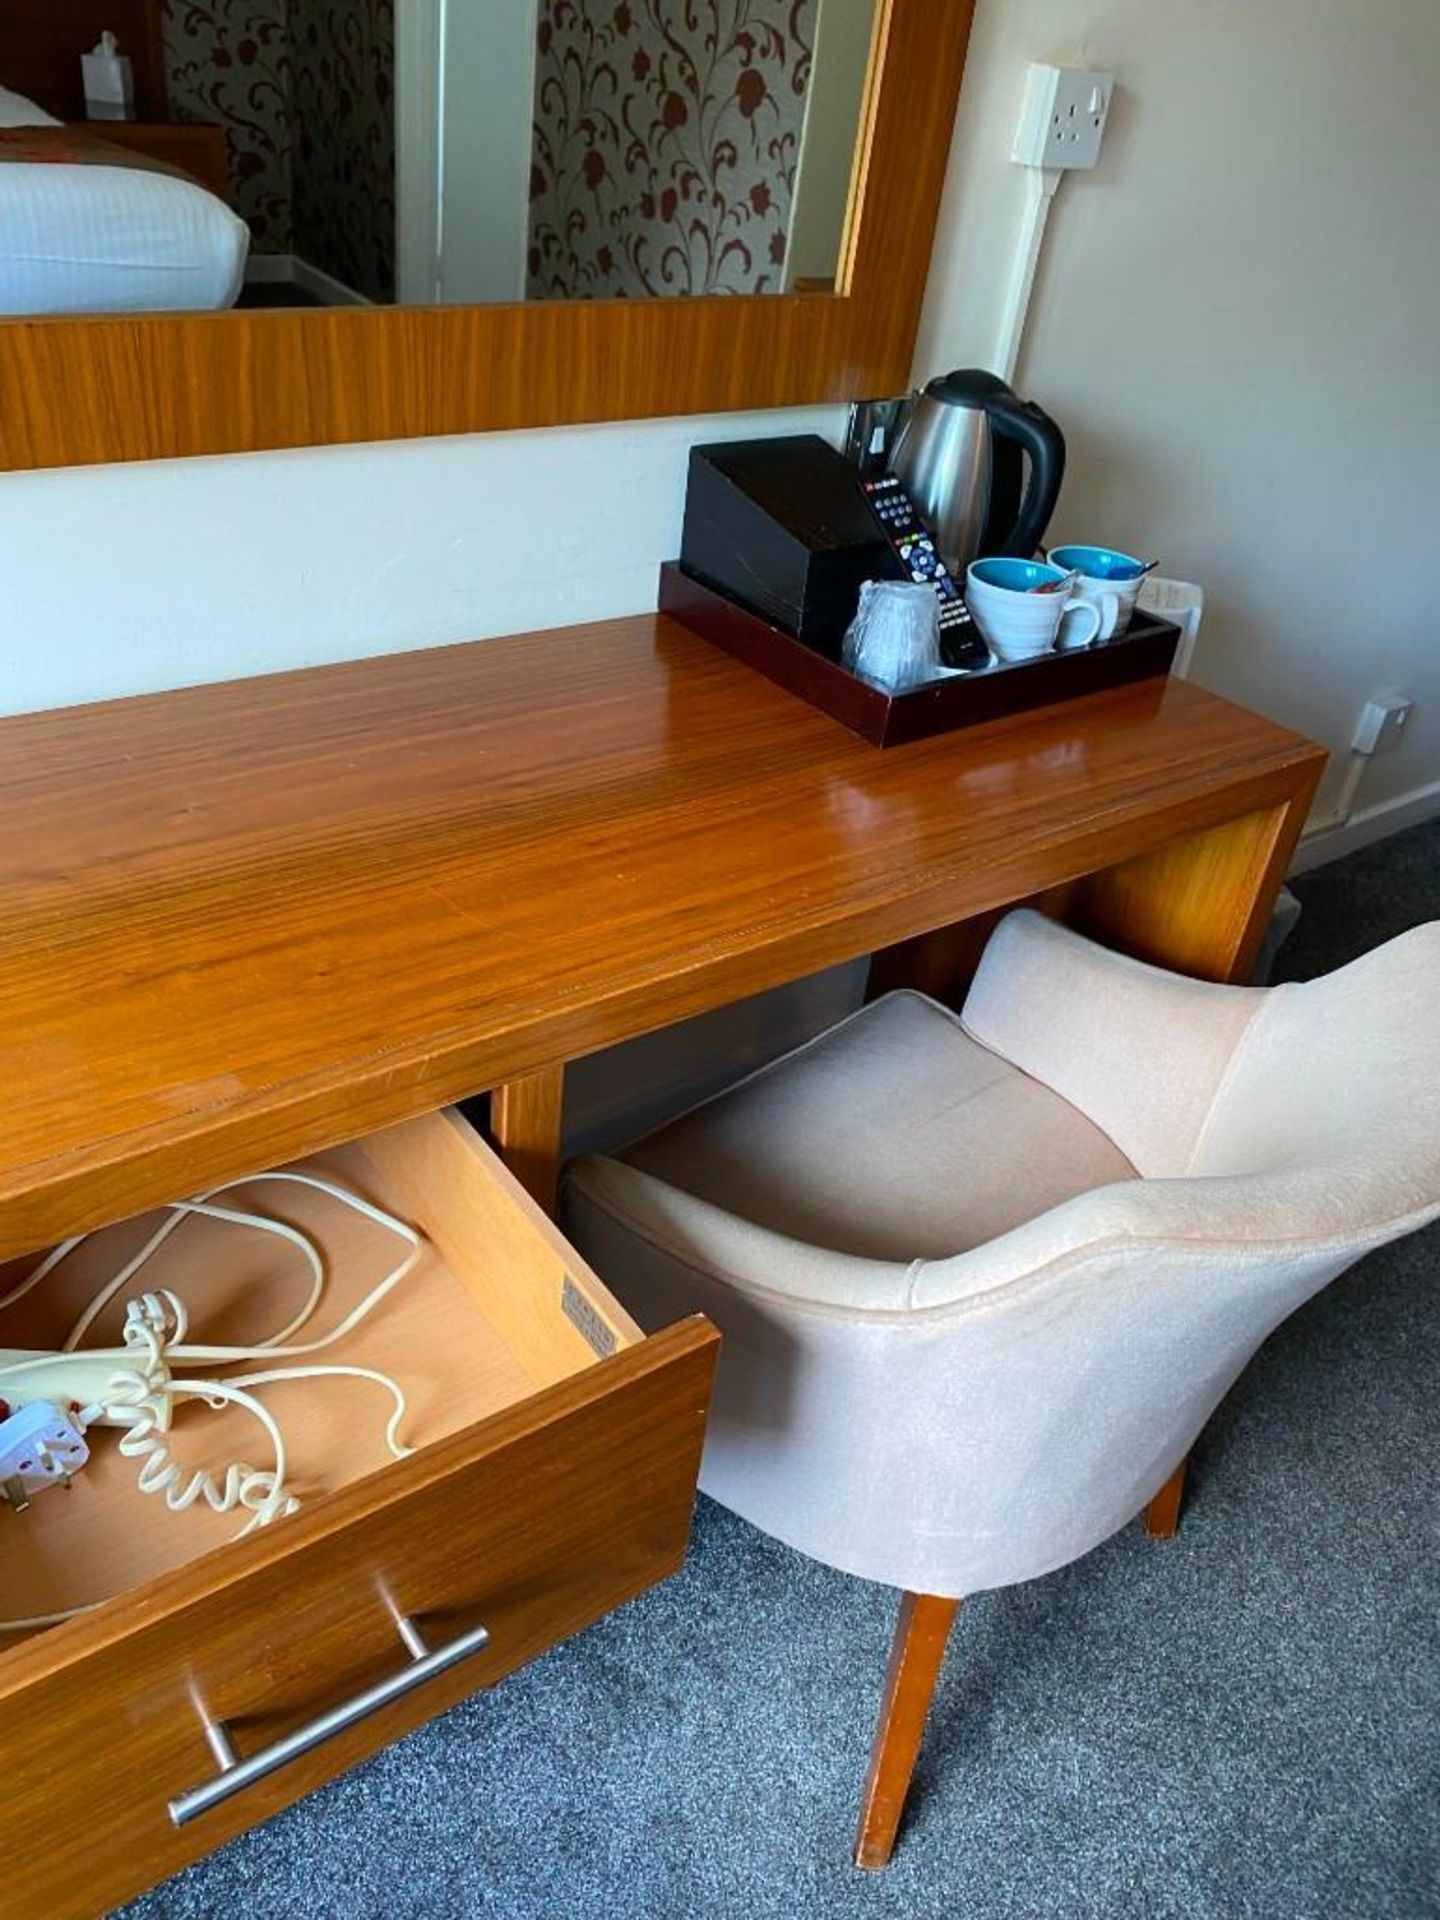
[[618, 989, 1138, 1262]]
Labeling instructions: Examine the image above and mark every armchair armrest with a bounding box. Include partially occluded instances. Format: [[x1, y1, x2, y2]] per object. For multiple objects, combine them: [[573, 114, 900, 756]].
[[959, 910, 1266, 1176], [563, 1155, 917, 1317]]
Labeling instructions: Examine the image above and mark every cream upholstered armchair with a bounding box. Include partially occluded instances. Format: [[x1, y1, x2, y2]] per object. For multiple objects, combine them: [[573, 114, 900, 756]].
[[561, 910, 1440, 1869]]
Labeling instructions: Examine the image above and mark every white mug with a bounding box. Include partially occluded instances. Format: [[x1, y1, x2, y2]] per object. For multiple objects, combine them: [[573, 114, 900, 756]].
[[1046, 545, 1149, 638], [965, 559, 1106, 662]]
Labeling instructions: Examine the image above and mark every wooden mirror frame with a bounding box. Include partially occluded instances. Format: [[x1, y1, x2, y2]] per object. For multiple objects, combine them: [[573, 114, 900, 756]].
[[0, 0, 975, 473]]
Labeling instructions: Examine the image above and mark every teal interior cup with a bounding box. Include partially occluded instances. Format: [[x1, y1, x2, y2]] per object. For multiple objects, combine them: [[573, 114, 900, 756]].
[[968, 557, 1067, 593], [1048, 544, 1147, 582]]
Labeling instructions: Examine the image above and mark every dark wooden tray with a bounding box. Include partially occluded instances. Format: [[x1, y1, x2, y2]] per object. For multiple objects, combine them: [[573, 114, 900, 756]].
[[659, 562, 1181, 747]]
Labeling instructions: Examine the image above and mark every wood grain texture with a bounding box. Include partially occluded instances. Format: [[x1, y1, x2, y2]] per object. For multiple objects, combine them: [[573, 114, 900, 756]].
[[0, 1, 166, 122], [490, 1066, 567, 1217], [855, 1591, 959, 1871], [365, 1100, 642, 1383], [0, 0, 976, 470], [0, 1314, 717, 1920], [85, 121, 231, 201], [0, 614, 1325, 1257], [1072, 793, 1320, 985], [0, 1110, 601, 1620]]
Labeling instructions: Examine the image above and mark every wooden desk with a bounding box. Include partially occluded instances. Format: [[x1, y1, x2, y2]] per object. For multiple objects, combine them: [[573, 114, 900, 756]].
[[0, 613, 1324, 1256], [0, 614, 1324, 1916]]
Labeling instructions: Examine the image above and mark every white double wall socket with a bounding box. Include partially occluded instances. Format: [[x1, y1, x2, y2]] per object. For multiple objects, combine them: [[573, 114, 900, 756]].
[[1013, 63, 1114, 170]]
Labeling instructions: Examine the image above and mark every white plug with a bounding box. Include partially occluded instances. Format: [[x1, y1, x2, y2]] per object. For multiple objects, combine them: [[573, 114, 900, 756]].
[[0, 1401, 89, 1511], [1013, 63, 1114, 170], [1352, 694, 1414, 756]]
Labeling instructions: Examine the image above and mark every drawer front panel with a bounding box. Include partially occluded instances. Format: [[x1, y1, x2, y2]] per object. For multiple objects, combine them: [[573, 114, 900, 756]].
[[0, 1317, 716, 1920]]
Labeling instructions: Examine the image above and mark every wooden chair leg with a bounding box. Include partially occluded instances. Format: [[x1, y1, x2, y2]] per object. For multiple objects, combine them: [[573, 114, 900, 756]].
[[854, 1591, 959, 1871], [1145, 1459, 1187, 1539]]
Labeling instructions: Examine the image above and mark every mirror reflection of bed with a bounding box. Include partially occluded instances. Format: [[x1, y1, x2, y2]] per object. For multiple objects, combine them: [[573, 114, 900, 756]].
[[0, 1, 249, 315], [0, 0, 877, 319]]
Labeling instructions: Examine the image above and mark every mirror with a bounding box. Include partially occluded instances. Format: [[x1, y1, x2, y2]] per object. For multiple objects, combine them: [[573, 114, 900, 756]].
[[0, 0, 878, 317], [0, 0, 975, 473]]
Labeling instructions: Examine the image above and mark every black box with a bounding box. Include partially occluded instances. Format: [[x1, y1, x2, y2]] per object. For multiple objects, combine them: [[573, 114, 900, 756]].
[[680, 435, 897, 653]]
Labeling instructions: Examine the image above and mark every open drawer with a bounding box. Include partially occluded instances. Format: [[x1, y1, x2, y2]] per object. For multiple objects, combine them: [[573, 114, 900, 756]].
[[0, 1108, 717, 1920]]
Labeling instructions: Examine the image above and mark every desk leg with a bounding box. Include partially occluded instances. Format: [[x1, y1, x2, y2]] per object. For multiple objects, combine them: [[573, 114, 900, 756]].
[[868, 783, 1316, 1009], [1070, 791, 1316, 986], [491, 1065, 565, 1214]]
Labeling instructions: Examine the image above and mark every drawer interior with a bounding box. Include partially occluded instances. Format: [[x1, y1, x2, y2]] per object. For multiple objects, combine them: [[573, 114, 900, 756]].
[[0, 1109, 641, 1639]]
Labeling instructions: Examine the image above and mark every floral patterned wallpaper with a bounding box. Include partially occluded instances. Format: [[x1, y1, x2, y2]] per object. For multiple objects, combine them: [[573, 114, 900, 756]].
[[162, 0, 394, 296], [290, 0, 395, 299], [528, 0, 817, 300], [163, 0, 293, 251]]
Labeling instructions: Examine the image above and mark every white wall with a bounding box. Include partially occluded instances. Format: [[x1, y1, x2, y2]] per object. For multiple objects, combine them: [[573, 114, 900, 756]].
[[916, 0, 1440, 827], [0, 407, 840, 714]]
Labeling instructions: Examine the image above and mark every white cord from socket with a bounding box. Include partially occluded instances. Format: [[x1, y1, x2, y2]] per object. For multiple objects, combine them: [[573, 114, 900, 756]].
[[0, 1171, 424, 1633]]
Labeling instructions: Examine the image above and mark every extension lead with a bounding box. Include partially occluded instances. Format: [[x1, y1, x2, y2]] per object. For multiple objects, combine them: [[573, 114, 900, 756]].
[[0, 1170, 425, 1633]]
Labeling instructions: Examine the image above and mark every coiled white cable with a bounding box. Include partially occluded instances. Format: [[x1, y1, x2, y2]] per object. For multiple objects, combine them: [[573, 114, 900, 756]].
[[0, 1173, 426, 1633]]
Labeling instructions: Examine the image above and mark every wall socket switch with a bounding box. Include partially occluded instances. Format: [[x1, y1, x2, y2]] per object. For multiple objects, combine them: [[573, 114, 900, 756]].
[[1353, 694, 1415, 755], [1013, 63, 1114, 170]]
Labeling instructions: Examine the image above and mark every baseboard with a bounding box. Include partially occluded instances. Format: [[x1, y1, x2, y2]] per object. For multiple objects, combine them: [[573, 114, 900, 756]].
[[290, 256, 373, 308], [1291, 775, 1440, 874], [242, 253, 293, 283], [242, 253, 372, 307]]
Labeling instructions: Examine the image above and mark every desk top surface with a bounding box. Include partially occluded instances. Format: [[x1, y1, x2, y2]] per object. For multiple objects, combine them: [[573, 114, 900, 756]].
[[0, 614, 1322, 1252]]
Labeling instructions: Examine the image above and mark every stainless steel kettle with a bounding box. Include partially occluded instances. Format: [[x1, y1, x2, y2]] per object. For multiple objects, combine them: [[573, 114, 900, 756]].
[[889, 369, 1066, 573]]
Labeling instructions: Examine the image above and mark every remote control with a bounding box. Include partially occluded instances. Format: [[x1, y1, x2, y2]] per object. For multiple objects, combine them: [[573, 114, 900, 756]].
[[861, 474, 991, 671]]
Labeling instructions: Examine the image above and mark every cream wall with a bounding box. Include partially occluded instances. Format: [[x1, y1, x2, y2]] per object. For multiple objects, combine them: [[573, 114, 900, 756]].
[[916, 0, 1440, 828], [0, 407, 840, 716]]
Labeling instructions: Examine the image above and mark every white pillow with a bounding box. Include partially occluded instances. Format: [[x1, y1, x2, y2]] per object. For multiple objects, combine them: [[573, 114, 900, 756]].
[[0, 86, 62, 129]]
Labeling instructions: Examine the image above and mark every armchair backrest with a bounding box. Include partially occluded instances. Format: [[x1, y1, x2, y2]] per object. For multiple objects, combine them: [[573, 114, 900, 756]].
[[1192, 923, 1440, 1229], [960, 909, 1264, 1177], [863, 913, 1440, 1593], [961, 911, 1440, 1234]]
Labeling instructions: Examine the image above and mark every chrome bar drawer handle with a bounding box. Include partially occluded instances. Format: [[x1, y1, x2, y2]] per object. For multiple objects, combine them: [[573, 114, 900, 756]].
[[169, 1612, 490, 1828]]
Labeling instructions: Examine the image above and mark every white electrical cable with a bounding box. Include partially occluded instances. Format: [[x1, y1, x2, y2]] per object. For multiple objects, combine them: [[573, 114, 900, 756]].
[[0, 1173, 426, 1634], [993, 166, 1063, 386]]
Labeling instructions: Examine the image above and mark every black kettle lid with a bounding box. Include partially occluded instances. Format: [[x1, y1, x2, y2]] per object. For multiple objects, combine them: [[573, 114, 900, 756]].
[[924, 368, 1015, 406]]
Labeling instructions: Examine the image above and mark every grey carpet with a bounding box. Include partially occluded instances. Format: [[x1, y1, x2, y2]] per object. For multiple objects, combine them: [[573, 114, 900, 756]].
[[119, 820, 1440, 1920]]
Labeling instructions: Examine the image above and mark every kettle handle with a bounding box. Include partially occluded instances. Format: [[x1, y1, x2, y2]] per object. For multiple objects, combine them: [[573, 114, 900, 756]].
[[987, 393, 1066, 559]]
